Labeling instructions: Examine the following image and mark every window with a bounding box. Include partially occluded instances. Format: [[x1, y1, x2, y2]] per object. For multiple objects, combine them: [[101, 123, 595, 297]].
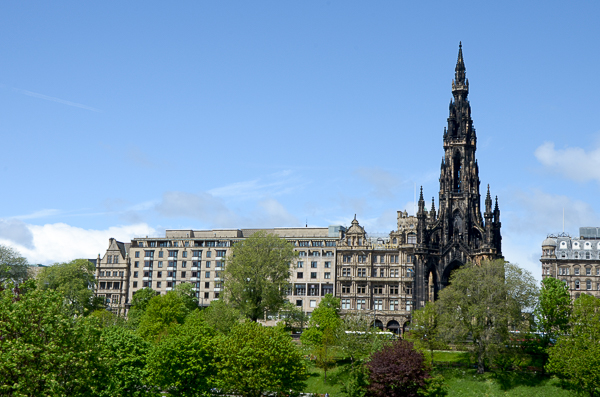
[[390, 300, 399, 310], [297, 272, 304, 279], [143, 281, 149, 287], [144, 261, 153, 268], [324, 261, 331, 268], [158, 251, 164, 258], [326, 241, 336, 247], [107, 255, 112, 264], [134, 261, 139, 268], [390, 285, 399, 294], [182, 251, 187, 258], [295, 284, 306, 295], [143, 271, 151, 277], [407, 268, 414, 278], [192, 250, 202, 258], [374, 299, 383, 310], [158, 261, 163, 268], [135, 251, 140, 258], [311, 261, 318, 268], [311, 251, 320, 257], [312, 241, 322, 247], [358, 255, 366, 263], [322, 285, 333, 295], [298, 251, 307, 257], [100, 271, 105, 277], [586, 267, 591, 275], [357, 285, 366, 294], [405, 282, 413, 295], [114, 256, 119, 264], [575, 280, 580, 290], [575, 268, 580, 275], [407, 234, 417, 244], [342, 284, 351, 294], [406, 301, 412, 311], [204, 292, 209, 299], [157, 271, 163, 278], [134, 271, 138, 278], [157, 281, 162, 288], [206, 261, 211, 268], [185, 242, 189, 247], [149, 241, 156, 247], [310, 272, 317, 279], [216, 250, 226, 257], [373, 285, 383, 294], [205, 271, 210, 278], [342, 268, 351, 277], [167, 282, 174, 288], [324, 272, 331, 279], [138, 242, 144, 247], [297, 261, 304, 268], [357, 299, 366, 310], [341, 299, 351, 309], [296, 300, 303, 307], [181, 271, 186, 278], [168, 250, 178, 258], [133, 281, 138, 288], [181, 261, 186, 268], [168, 261, 177, 267], [298, 241, 309, 247], [343, 255, 351, 263], [100, 282, 106, 289], [113, 282, 120, 289], [586, 252, 591, 259], [112, 271, 118, 276], [145, 251, 154, 258], [119, 271, 124, 277], [310, 300, 317, 308], [206, 251, 212, 258], [392, 268, 399, 277], [597, 268, 600, 276], [380, 268, 385, 277], [391, 255, 399, 263], [587, 280, 592, 290]]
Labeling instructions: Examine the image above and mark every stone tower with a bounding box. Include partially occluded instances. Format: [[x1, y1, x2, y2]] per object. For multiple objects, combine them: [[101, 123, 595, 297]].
[[413, 43, 502, 309]]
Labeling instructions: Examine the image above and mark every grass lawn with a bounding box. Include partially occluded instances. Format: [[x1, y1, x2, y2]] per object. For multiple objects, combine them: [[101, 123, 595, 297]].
[[303, 361, 349, 397]]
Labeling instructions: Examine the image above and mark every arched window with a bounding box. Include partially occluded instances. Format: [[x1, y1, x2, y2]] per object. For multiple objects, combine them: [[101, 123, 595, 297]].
[[453, 153, 462, 192], [407, 233, 417, 244], [392, 238, 397, 244], [575, 280, 580, 290]]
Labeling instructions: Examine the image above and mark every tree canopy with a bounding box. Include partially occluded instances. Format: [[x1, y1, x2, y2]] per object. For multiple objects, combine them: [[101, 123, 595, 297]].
[[223, 231, 296, 321], [0, 244, 29, 285], [137, 288, 196, 340]]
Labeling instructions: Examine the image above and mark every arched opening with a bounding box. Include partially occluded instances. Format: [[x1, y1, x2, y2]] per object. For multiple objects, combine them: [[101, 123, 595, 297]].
[[372, 319, 384, 330], [453, 152, 462, 192], [387, 320, 401, 335], [441, 259, 464, 288]]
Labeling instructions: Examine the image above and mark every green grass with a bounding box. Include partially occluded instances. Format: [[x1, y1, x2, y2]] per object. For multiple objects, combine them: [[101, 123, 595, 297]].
[[432, 350, 470, 364], [303, 361, 350, 397]]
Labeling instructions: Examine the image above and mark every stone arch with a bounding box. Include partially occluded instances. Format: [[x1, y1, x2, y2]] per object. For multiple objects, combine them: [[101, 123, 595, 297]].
[[441, 259, 464, 287], [373, 319, 384, 330], [386, 320, 401, 334]]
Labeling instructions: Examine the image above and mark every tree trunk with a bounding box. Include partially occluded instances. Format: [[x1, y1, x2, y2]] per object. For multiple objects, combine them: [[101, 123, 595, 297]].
[[324, 369, 327, 384], [477, 352, 485, 374]]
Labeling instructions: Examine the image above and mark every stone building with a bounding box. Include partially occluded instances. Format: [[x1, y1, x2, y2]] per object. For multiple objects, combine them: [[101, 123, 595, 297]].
[[541, 228, 600, 300]]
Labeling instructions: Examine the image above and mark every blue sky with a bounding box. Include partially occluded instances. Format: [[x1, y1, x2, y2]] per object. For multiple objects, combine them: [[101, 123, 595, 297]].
[[0, 1, 599, 280]]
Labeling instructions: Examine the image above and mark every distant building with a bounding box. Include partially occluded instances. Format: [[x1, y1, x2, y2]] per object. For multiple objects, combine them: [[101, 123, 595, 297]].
[[541, 228, 600, 300]]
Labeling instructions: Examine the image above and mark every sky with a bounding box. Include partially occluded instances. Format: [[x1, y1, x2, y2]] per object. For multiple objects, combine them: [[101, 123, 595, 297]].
[[0, 1, 599, 282]]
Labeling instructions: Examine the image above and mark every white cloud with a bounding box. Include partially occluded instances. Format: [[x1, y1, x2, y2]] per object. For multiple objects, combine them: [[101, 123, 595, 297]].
[[13, 209, 61, 220], [0, 222, 156, 265], [354, 167, 401, 199], [251, 199, 300, 228], [535, 141, 600, 182]]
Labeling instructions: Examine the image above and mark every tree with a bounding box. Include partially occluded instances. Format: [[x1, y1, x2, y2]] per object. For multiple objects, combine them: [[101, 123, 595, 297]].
[[366, 339, 445, 397], [279, 301, 308, 333], [0, 280, 103, 396], [216, 321, 307, 397], [97, 325, 159, 397], [408, 302, 445, 367], [0, 244, 29, 285], [173, 282, 200, 311], [137, 290, 195, 340], [435, 260, 538, 374], [337, 311, 391, 364], [36, 258, 103, 315], [301, 293, 341, 347], [534, 277, 572, 366], [223, 231, 296, 321], [201, 298, 242, 335], [127, 287, 159, 328], [147, 311, 217, 397], [547, 294, 600, 397]]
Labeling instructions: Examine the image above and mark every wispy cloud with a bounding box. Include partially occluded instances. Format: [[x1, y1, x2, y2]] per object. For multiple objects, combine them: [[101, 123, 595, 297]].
[[535, 141, 600, 183], [14, 88, 102, 112], [13, 209, 61, 220], [208, 170, 302, 200]]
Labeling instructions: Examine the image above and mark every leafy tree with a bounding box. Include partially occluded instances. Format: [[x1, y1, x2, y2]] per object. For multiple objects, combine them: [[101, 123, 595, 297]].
[[137, 289, 195, 340], [301, 293, 341, 347], [366, 339, 446, 397], [216, 321, 307, 397], [37, 258, 103, 315], [91, 308, 126, 328], [435, 260, 538, 374], [0, 280, 103, 396], [201, 298, 242, 335], [97, 325, 158, 397], [547, 294, 600, 397], [0, 245, 29, 285], [127, 287, 158, 328], [223, 231, 296, 321], [279, 301, 308, 333], [337, 311, 391, 364], [314, 327, 337, 384], [408, 302, 445, 367], [173, 282, 200, 311], [147, 311, 217, 397], [534, 276, 572, 367]]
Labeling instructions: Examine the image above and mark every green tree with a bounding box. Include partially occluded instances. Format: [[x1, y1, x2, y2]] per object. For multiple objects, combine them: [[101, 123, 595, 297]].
[[337, 311, 391, 364], [435, 260, 538, 374], [201, 298, 242, 335], [147, 311, 217, 397], [547, 294, 600, 397], [408, 302, 445, 367], [97, 325, 158, 397], [127, 287, 158, 328], [137, 290, 194, 340], [173, 282, 200, 311], [301, 294, 341, 347], [216, 321, 307, 397], [535, 277, 572, 364], [37, 258, 102, 315], [279, 301, 308, 333], [0, 245, 29, 285], [0, 280, 103, 396], [223, 231, 296, 321]]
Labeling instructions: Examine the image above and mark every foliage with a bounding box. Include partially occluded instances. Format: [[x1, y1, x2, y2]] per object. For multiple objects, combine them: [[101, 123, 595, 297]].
[[173, 282, 200, 311], [127, 287, 158, 328], [337, 311, 392, 364], [366, 339, 444, 397], [137, 290, 195, 340], [0, 280, 103, 396], [435, 260, 538, 374], [314, 327, 337, 384], [341, 364, 369, 397], [91, 308, 126, 328], [223, 231, 297, 321], [216, 321, 308, 397], [280, 300, 309, 333], [0, 245, 29, 285], [97, 325, 158, 397], [36, 258, 103, 315], [409, 302, 446, 367], [547, 294, 600, 397], [301, 294, 341, 347], [147, 310, 217, 397], [201, 298, 242, 334]]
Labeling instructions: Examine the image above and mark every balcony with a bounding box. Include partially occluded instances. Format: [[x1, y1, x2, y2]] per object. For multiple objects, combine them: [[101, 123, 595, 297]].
[[143, 277, 152, 281], [166, 277, 176, 281], [191, 266, 199, 271], [143, 267, 152, 271], [167, 267, 176, 271], [166, 287, 173, 291], [213, 287, 222, 292], [192, 256, 200, 260], [190, 277, 199, 282], [214, 277, 221, 282]]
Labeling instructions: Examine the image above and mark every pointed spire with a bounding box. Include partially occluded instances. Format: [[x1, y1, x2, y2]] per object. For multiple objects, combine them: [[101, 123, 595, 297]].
[[430, 197, 436, 219], [455, 42, 465, 82], [485, 185, 492, 214], [419, 186, 424, 202], [494, 196, 501, 223]]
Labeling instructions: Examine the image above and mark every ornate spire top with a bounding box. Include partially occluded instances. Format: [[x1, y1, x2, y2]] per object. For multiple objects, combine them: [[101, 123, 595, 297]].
[[494, 196, 499, 211], [452, 42, 468, 94], [419, 186, 424, 202], [485, 185, 493, 213]]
